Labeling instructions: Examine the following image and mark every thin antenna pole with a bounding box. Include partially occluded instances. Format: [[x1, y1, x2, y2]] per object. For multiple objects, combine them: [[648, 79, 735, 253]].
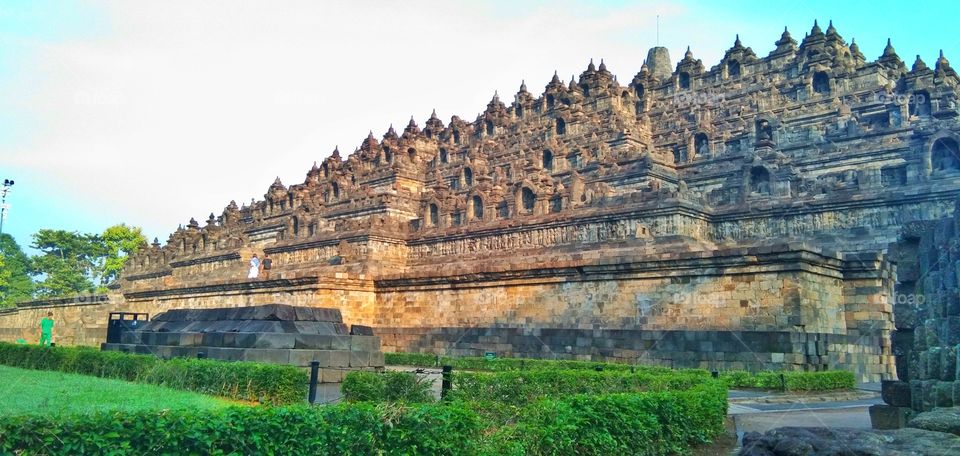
[[656, 15, 660, 46]]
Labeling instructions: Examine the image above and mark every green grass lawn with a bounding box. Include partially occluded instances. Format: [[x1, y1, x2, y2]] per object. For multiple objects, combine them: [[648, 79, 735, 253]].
[[0, 365, 239, 416]]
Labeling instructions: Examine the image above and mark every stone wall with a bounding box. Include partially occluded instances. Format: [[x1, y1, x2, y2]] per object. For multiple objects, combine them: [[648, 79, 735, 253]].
[[0, 243, 896, 381], [873, 198, 960, 428]]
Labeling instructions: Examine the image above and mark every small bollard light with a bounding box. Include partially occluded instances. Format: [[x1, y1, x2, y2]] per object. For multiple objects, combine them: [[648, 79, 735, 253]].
[[308, 361, 320, 404], [441, 365, 453, 400], [711, 370, 719, 379], [435, 354, 440, 368], [779, 373, 787, 391], [594, 365, 603, 372], [197, 352, 207, 359]]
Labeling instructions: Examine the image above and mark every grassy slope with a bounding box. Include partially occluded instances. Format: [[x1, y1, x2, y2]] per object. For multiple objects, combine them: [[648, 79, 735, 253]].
[[0, 365, 237, 416]]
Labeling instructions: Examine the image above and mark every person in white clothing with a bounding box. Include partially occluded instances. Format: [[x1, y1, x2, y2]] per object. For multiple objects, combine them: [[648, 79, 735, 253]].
[[248, 254, 261, 279]]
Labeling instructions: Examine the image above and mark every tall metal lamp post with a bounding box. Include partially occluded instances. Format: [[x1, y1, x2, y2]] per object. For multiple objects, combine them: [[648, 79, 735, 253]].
[[0, 179, 14, 235]]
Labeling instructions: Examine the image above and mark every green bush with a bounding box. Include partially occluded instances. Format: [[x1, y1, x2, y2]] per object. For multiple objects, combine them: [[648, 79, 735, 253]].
[[0, 342, 307, 404], [490, 383, 728, 455], [0, 403, 485, 455], [720, 369, 855, 391], [342, 371, 434, 403], [385, 352, 440, 367], [447, 370, 713, 406], [384, 352, 674, 374]]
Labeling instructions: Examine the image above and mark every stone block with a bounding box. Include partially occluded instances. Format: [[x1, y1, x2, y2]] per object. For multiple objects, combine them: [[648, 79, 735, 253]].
[[350, 325, 374, 336], [882, 380, 912, 407], [295, 334, 350, 350], [894, 304, 919, 330], [869, 404, 914, 430], [201, 332, 224, 347], [369, 351, 385, 367], [928, 348, 943, 380], [944, 317, 960, 346], [944, 346, 958, 381], [934, 381, 956, 408], [350, 336, 380, 352], [328, 350, 350, 368], [911, 380, 924, 411], [207, 347, 245, 361], [349, 351, 371, 367], [289, 349, 331, 367], [922, 380, 937, 412], [243, 348, 291, 364], [252, 333, 296, 349], [321, 368, 344, 383]]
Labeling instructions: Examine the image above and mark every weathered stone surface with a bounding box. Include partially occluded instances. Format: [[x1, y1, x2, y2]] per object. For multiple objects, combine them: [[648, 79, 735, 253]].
[[869, 404, 914, 430], [101, 304, 383, 374], [740, 427, 960, 455], [908, 407, 960, 437], [881, 380, 912, 407]]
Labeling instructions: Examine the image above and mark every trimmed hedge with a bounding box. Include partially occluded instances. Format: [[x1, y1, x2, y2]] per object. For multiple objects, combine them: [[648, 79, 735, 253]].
[[0, 403, 484, 456], [720, 370, 855, 391], [384, 352, 673, 374], [342, 371, 434, 403], [0, 386, 727, 455], [447, 369, 713, 406], [0, 342, 307, 405], [491, 383, 728, 455]]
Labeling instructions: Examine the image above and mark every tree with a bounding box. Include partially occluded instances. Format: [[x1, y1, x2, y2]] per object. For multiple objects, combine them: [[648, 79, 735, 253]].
[[30, 229, 102, 297], [0, 233, 35, 307], [98, 224, 147, 287]]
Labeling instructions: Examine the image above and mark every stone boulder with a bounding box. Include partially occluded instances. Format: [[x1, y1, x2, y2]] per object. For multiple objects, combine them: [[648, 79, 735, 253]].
[[908, 406, 960, 436], [739, 426, 960, 455]]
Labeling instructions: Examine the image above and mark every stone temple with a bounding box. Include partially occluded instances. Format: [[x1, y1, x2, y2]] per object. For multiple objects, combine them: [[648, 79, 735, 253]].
[[2, 21, 959, 381]]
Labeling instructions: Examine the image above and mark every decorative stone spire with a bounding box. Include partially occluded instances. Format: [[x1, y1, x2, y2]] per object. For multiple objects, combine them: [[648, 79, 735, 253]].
[[187, 217, 200, 229], [425, 109, 444, 133], [773, 26, 797, 54], [644, 46, 671, 80], [547, 70, 564, 90], [598, 58, 608, 73], [151, 237, 161, 248], [383, 124, 399, 141], [825, 20, 837, 37], [733, 34, 743, 49], [912, 55, 929, 72], [849, 38, 864, 62], [360, 131, 379, 152], [331, 146, 342, 160], [936, 50, 957, 78], [519, 80, 528, 93], [878, 38, 905, 70], [587, 58, 596, 72], [403, 116, 421, 136], [684, 46, 693, 59], [269, 177, 285, 191], [568, 75, 579, 92], [810, 19, 823, 38]]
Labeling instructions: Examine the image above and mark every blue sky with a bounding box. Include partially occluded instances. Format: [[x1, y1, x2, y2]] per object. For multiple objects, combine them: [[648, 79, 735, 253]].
[[1, 0, 957, 254]]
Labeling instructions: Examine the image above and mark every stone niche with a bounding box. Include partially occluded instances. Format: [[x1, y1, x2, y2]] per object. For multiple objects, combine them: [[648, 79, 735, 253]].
[[101, 303, 384, 382]]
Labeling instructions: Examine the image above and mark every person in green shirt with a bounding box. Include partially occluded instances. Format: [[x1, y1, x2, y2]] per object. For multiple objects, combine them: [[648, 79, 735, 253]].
[[39, 312, 54, 346]]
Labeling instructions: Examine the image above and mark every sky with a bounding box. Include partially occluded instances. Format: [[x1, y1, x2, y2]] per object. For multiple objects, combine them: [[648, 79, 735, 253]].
[[1, 0, 958, 253]]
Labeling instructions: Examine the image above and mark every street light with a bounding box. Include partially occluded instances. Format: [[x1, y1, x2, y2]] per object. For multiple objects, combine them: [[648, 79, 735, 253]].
[[0, 179, 14, 235]]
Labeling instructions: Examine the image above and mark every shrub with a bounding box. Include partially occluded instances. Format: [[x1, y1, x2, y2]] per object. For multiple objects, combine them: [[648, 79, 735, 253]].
[[719, 369, 855, 391], [384, 352, 675, 374], [342, 371, 434, 403], [447, 370, 713, 406], [0, 342, 307, 405], [484, 383, 728, 455], [0, 403, 485, 455]]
